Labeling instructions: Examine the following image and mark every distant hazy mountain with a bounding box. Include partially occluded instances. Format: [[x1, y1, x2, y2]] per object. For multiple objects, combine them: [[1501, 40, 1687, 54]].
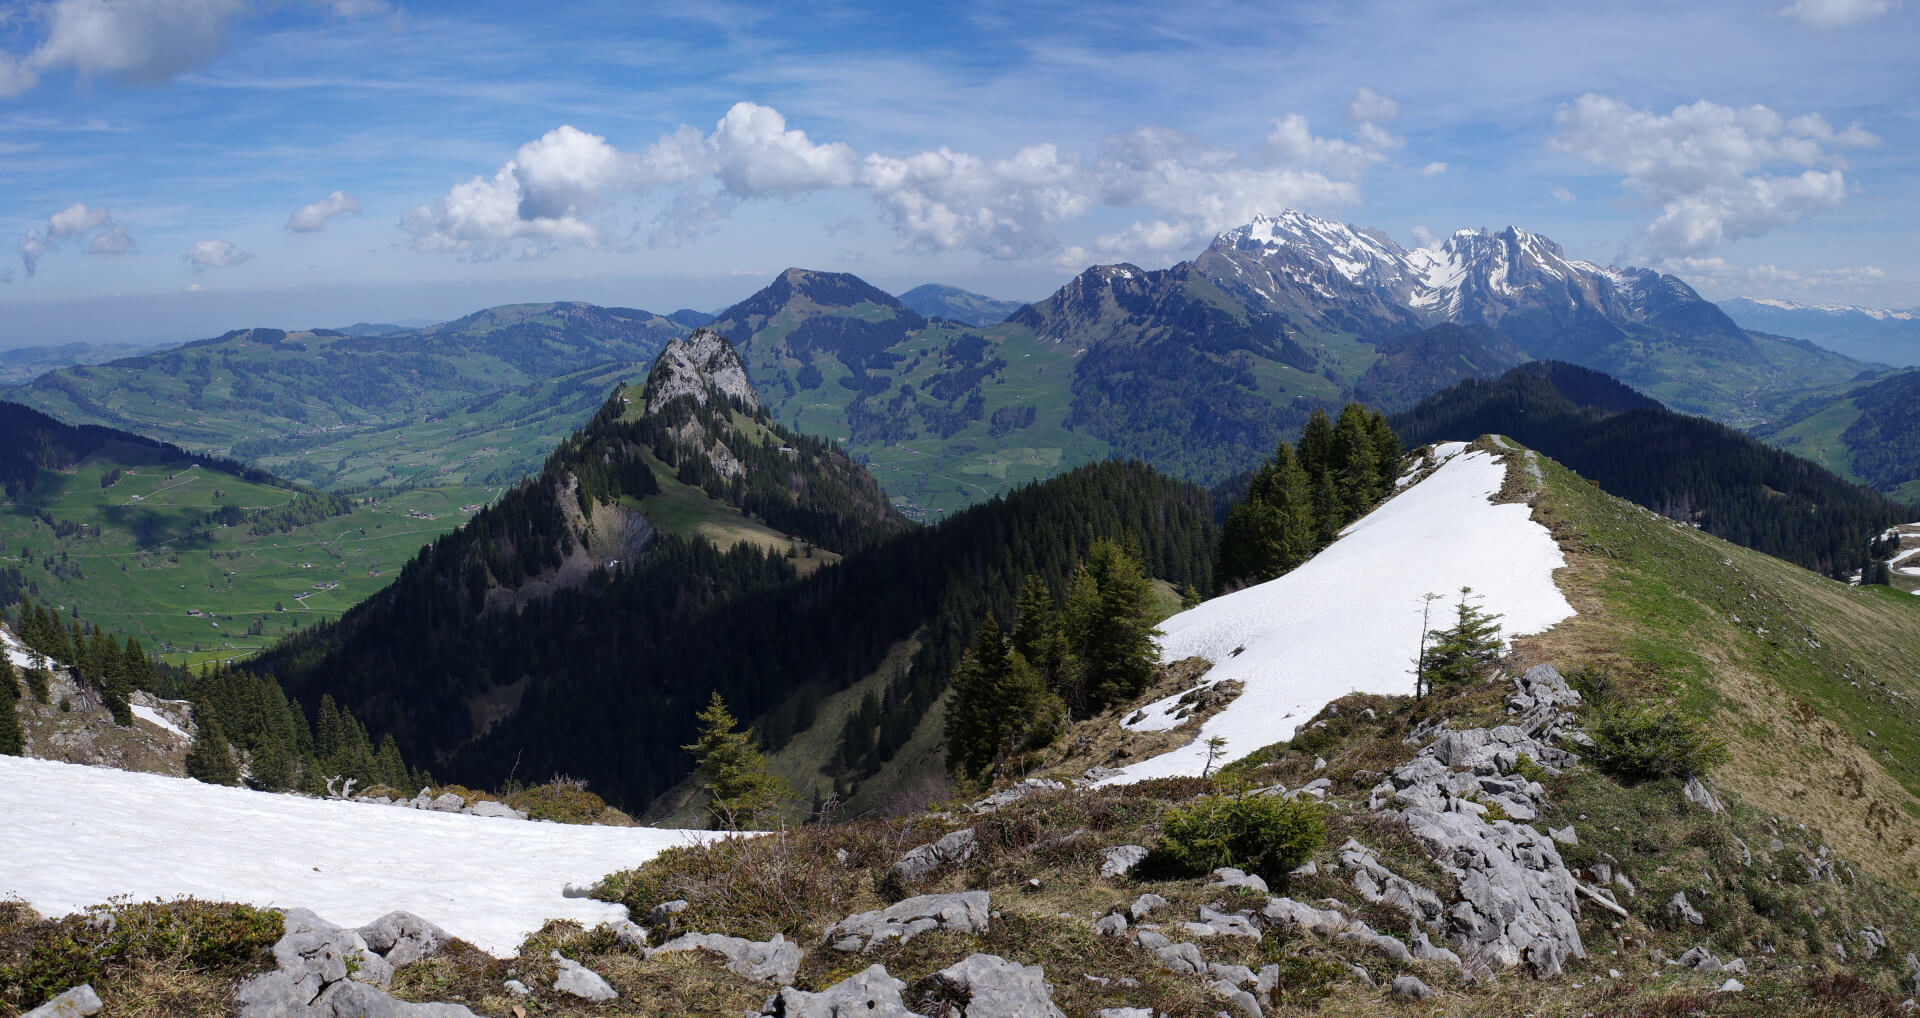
[[896, 283, 1026, 326], [1718, 297, 1920, 366], [0, 340, 164, 386]]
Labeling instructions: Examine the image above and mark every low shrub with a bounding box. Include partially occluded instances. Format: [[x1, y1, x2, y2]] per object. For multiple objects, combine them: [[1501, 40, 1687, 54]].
[[1582, 700, 1726, 782], [1154, 792, 1324, 878], [503, 782, 610, 824], [0, 898, 282, 1012]]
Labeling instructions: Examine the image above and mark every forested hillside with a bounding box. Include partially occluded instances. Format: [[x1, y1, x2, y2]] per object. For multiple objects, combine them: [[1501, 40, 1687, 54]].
[[1392, 362, 1911, 576]]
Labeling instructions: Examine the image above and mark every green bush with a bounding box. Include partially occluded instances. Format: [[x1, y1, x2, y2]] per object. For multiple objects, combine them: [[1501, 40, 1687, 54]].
[[1582, 700, 1726, 782], [1155, 792, 1324, 877], [0, 899, 282, 1012]]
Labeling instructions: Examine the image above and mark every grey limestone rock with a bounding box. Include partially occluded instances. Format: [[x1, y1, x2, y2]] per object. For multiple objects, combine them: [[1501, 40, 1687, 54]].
[[1101, 844, 1150, 879], [1182, 905, 1261, 940], [827, 891, 990, 953], [968, 777, 1066, 812], [551, 951, 617, 1002], [1094, 1010, 1156, 1018], [1391, 974, 1435, 999], [503, 980, 529, 996], [762, 964, 924, 1018], [1134, 930, 1207, 975], [1094, 913, 1129, 936], [890, 828, 977, 885], [237, 909, 476, 1018], [650, 931, 803, 984], [1683, 776, 1723, 813], [1411, 929, 1464, 969], [463, 800, 527, 820], [1129, 893, 1168, 921], [610, 919, 650, 949], [22, 985, 102, 1018], [1260, 897, 1346, 937], [650, 899, 690, 932], [1719, 978, 1745, 992], [357, 911, 449, 968], [1335, 928, 1412, 965], [428, 792, 465, 813], [646, 329, 760, 416], [1667, 892, 1705, 925], [1678, 946, 1723, 972], [1208, 867, 1269, 894], [1337, 839, 1443, 926], [931, 953, 1067, 1018]]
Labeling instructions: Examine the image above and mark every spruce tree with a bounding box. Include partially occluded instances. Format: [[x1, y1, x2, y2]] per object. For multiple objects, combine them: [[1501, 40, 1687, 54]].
[[1420, 587, 1504, 692], [1010, 574, 1068, 689], [1216, 443, 1315, 590], [0, 651, 22, 756], [683, 692, 790, 830], [944, 613, 1062, 778], [1067, 539, 1162, 714], [186, 712, 241, 786]]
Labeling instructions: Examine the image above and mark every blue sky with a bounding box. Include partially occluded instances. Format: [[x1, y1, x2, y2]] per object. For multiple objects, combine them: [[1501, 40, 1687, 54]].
[[0, 0, 1913, 346]]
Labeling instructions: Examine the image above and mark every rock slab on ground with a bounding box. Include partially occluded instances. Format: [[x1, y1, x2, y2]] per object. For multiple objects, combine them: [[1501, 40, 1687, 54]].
[[828, 892, 990, 953], [651, 931, 803, 984], [763, 964, 924, 1018], [22, 985, 102, 1018], [932, 953, 1068, 1018]]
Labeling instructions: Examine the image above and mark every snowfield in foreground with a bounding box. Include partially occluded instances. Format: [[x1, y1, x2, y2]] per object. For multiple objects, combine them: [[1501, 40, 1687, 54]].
[[0, 754, 719, 956], [1102, 443, 1574, 784]]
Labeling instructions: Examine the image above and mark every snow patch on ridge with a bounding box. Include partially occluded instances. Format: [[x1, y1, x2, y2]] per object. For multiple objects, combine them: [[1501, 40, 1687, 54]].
[[0, 755, 720, 956], [131, 703, 189, 739], [1098, 445, 1573, 784]]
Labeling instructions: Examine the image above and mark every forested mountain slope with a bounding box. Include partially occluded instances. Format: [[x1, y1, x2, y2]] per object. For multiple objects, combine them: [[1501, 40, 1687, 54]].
[[1391, 362, 1911, 577], [251, 331, 1216, 811]]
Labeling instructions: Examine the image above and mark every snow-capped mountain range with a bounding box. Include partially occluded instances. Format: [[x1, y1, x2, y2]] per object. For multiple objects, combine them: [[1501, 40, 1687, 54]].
[[1195, 209, 1687, 339], [1733, 297, 1917, 322]]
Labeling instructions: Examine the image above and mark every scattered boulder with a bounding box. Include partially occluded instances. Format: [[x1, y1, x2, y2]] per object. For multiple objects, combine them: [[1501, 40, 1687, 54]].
[[610, 919, 649, 949], [650, 899, 690, 933], [1336, 840, 1443, 926], [1667, 892, 1705, 926], [1683, 776, 1723, 813], [1208, 868, 1269, 895], [762, 964, 923, 1018], [1410, 930, 1463, 969], [502, 980, 529, 997], [1181, 905, 1260, 941], [428, 792, 465, 813], [650, 932, 803, 984], [1549, 826, 1578, 846], [890, 829, 977, 885], [1094, 913, 1129, 937], [1719, 978, 1745, 993], [22, 984, 102, 1018], [968, 778, 1065, 813], [237, 909, 476, 1018], [1391, 974, 1435, 999], [464, 800, 528, 820], [931, 953, 1067, 1018], [551, 952, 617, 1002], [356, 912, 449, 968], [1100, 845, 1149, 879], [1260, 897, 1347, 937], [1094, 1009, 1155, 1018], [1129, 893, 1168, 921], [1335, 928, 1412, 965], [1678, 946, 1723, 973], [1133, 930, 1207, 975], [827, 892, 990, 953]]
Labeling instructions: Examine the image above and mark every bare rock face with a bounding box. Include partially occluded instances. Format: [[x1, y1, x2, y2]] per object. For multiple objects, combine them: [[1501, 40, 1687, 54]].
[[931, 953, 1068, 1018], [827, 892, 990, 953], [762, 965, 924, 1018], [1359, 663, 1589, 979], [236, 908, 474, 1018], [650, 931, 803, 984], [890, 829, 977, 885], [644, 328, 759, 416]]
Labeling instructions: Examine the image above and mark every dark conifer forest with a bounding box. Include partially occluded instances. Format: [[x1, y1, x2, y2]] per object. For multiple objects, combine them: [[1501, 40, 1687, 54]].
[[1391, 362, 1911, 576]]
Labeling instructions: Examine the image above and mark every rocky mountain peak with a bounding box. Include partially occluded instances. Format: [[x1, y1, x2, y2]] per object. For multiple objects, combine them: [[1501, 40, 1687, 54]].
[[643, 327, 759, 416]]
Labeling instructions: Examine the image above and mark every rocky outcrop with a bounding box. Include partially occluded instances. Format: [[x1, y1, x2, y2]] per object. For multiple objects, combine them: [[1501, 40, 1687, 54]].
[[22, 984, 102, 1018], [931, 953, 1068, 1018], [762, 964, 923, 1018], [890, 829, 977, 885], [827, 892, 990, 953], [644, 328, 759, 415], [1357, 663, 1590, 979], [356, 912, 449, 968], [651, 931, 803, 984], [551, 951, 617, 1001], [236, 908, 472, 1018], [1099, 845, 1148, 879]]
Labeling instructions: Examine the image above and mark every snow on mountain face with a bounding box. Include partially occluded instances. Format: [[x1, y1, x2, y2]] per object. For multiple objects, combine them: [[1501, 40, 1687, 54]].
[[1098, 442, 1574, 784], [1734, 297, 1918, 322], [0, 754, 720, 956], [1405, 227, 1626, 325]]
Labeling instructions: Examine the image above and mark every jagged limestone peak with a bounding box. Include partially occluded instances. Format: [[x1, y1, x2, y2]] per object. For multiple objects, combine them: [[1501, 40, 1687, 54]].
[[643, 327, 759, 416]]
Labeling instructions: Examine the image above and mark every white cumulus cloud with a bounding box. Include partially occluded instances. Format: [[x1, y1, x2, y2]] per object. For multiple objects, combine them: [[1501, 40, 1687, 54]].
[[1780, 0, 1896, 29], [285, 190, 362, 232], [1549, 93, 1878, 256], [404, 101, 1398, 264], [1420, 161, 1448, 176], [17, 202, 130, 276], [183, 238, 251, 269]]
